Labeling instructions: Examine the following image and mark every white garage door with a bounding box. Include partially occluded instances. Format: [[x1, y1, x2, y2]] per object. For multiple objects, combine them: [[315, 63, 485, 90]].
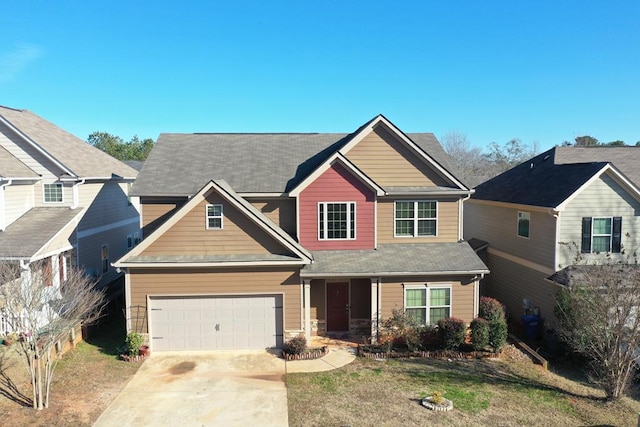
[[148, 295, 283, 351]]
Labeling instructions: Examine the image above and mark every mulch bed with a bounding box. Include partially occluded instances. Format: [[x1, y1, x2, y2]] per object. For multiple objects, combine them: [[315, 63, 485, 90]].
[[281, 346, 329, 361], [358, 344, 501, 360]]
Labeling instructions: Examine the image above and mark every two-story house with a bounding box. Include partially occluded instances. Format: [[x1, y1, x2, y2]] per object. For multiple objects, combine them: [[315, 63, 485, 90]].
[[0, 106, 140, 324], [464, 146, 640, 329], [114, 115, 488, 351]]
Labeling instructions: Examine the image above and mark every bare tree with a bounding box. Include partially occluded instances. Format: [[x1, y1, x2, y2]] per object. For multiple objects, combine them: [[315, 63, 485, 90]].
[[555, 244, 640, 400], [0, 262, 104, 410]]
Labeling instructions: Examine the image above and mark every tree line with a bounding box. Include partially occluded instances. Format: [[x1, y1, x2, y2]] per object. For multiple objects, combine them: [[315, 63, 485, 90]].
[[86, 132, 154, 161]]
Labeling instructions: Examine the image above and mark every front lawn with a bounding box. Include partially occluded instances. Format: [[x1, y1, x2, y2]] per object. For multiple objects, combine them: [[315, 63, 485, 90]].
[[286, 346, 640, 426]]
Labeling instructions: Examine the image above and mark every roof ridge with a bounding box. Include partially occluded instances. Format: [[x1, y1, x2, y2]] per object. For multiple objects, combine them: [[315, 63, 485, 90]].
[[0, 105, 25, 112]]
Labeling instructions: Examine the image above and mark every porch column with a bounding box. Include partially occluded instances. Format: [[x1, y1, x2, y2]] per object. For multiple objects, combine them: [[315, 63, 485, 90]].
[[303, 279, 311, 342], [370, 278, 379, 343]]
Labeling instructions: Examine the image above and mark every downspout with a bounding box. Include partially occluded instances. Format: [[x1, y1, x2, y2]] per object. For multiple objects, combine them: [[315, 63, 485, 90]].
[[0, 179, 12, 231], [71, 178, 85, 209], [458, 193, 472, 241], [548, 208, 560, 271]]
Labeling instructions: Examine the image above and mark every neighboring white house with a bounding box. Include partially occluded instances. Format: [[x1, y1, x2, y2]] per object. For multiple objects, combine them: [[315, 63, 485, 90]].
[[464, 146, 640, 328], [0, 105, 140, 331]]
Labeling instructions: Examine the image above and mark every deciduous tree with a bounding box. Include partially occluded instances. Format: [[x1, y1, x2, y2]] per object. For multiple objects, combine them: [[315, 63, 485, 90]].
[[87, 132, 154, 161]]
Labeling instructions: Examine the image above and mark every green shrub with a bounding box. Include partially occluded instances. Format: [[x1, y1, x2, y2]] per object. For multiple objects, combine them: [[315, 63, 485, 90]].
[[420, 325, 441, 350], [470, 317, 490, 351], [379, 309, 423, 351], [283, 334, 307, 354], [125, 332, 144, 356], [437, 317, 466, 350], [488, 319, 508, 352], [479, 297, 506, 322]]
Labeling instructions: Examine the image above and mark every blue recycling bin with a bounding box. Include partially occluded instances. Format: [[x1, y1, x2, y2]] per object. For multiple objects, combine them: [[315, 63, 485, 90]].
[[521, 315, 540, 341]]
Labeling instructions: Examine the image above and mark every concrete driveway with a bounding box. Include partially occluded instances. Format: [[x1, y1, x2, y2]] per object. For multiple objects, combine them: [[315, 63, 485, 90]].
[[93, 350, 287, 427]]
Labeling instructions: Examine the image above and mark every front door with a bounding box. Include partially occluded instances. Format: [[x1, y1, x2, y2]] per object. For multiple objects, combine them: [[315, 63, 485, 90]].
[[326, 282, 349, 332]]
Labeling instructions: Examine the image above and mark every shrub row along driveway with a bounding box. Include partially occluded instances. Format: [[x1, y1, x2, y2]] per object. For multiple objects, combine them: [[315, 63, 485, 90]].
[[93, 350, 288, 427]]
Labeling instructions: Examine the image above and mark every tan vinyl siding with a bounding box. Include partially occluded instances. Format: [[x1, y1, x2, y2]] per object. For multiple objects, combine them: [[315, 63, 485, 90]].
[[464, 201, 556, 269], [344, 125, 450, 187], [4, 183, 34, 225], [310, 279, 325, 320], [141, 195, 292, 256], [380, 276, 475, 324], [559, 173, 640, 266], [484, 252, 559, 325], [34, 181, 73, 207], [248, 197, 297, 238], [377, 198, 460, 243], [129, 268, 301, 331], [77, 181, 139, 231], [141, 197, 187, 236]]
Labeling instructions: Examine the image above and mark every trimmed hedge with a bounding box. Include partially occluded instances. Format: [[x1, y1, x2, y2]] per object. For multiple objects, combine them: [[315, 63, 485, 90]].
[[437, 317, 466, 350], [470, 317, 490, 351]]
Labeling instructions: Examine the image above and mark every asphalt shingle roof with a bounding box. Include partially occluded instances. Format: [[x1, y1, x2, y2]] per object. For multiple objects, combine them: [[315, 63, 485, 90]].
[[0, 207, 82, 258], [301, 242, 489, 277], [0, 106, 138, 179], [472, 148, 608, 207], [554, 146, 640, 187], [0, 145, 38, 178], [131, 126, 452, 196]]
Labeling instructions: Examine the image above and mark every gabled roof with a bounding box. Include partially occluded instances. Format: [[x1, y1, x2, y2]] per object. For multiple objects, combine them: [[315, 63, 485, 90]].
[[301, 242, 489, 278], [0, 145, 39, 179], [472, 147, 610, 208], [131, 115, 458, 197], [0, 207, 84, 260], [554, 146, 640, 187], [0, 106, 137, 179], [115, 180, 312, 267]]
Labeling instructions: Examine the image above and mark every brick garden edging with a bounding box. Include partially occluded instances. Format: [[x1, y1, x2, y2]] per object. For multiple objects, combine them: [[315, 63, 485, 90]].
[[281, 346, 329, 361], [357, 346, 501, 361]]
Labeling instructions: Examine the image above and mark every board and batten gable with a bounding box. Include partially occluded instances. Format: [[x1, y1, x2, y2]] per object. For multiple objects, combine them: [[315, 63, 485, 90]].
[[128, 267, 302, 333], [342, 124, 451, 188], [377, 197, 460, 243], [558, 172, 640, 267], [140, 193, 296, 257], [298, 162, 375, 250], [464, 201, 557, 270]]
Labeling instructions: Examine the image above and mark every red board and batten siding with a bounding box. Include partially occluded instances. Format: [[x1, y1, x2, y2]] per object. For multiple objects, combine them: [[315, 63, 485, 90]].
[[298, 163, 375, 250]]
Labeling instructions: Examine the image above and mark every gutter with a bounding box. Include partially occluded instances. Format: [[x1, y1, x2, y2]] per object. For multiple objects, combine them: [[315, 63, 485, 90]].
[[300, 269, 490, 279]]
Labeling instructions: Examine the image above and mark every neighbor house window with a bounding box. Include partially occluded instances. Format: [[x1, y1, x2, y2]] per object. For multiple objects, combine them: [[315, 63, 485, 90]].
[[394, 201, 437, 237], [581, 217, 622, 253], [206, 204, 223, 229], [127, 232, 140, 249], [404, 285, 451, 325], [318, 202, 356, 240], [44, 183, 63, 203], [517, 211, 530, 238], [101, 245, 109, 274]]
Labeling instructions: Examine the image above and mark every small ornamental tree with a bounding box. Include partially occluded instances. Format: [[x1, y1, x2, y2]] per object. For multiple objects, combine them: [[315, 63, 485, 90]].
[[0, 262, 104, 410]]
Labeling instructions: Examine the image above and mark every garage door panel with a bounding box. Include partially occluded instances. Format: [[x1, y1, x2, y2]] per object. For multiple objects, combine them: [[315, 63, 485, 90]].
[[149, 295, 283, 351]]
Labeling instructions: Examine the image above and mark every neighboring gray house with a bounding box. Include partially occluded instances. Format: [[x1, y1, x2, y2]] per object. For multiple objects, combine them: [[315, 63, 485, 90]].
[[464, 146, 640, 328], [0, 106, 140, 328]]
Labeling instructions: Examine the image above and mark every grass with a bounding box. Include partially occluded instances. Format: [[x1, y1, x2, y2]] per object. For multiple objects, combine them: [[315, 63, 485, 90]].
[[286, 346, 640, 427]]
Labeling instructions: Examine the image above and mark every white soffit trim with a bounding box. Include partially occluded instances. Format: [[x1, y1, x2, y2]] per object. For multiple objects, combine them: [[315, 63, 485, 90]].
[[0, 114, 77, 178], [289, 152, 385, 197], [337, 115, 469, 191]]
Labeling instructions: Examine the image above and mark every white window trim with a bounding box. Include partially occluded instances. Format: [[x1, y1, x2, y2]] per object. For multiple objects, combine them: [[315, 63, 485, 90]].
[[394, 200, 438, 238], [317, 201, 356, 240], [517, 211, 530, 239], [43, 182, 64, 203], [592, 216, 613, 252], [403, 283, 452, 325], [206, 204, 224, 230]]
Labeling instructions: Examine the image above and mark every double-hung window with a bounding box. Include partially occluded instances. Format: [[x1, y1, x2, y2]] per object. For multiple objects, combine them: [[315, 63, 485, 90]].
[[101, 245, 109, 274], [581, 216, 622, 253], [206, 204, 223, 229], [404, 285, 451, 325], [517, 211, 530, 238], [318, 202, 356, 240], [44, 183, 63, 203], [394, 201, 437, 237]]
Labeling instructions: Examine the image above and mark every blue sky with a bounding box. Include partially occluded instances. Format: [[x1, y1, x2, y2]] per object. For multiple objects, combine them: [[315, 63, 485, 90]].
[[1, 1, 639, 151]]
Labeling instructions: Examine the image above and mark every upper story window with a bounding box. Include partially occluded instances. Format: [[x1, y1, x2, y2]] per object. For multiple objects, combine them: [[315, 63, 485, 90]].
[[394, 201, 437, 237], [44, 183, 63, 203], [101, 245, 109, 274], [318, 202, 356, 240], [404, 284, 451, 325], [581, 216, 622, 253], [517, 211, 530, 238], [206, 204, 223, 229]]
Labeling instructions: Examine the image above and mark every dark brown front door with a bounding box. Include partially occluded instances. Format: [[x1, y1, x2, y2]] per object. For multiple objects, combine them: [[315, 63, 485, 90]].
[[327, 282, 349, 332]]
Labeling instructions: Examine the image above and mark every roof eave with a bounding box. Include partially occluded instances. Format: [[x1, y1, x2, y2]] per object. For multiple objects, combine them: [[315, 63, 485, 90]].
[[114, 259, 310, 268], [300, 269, 489, 278]]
